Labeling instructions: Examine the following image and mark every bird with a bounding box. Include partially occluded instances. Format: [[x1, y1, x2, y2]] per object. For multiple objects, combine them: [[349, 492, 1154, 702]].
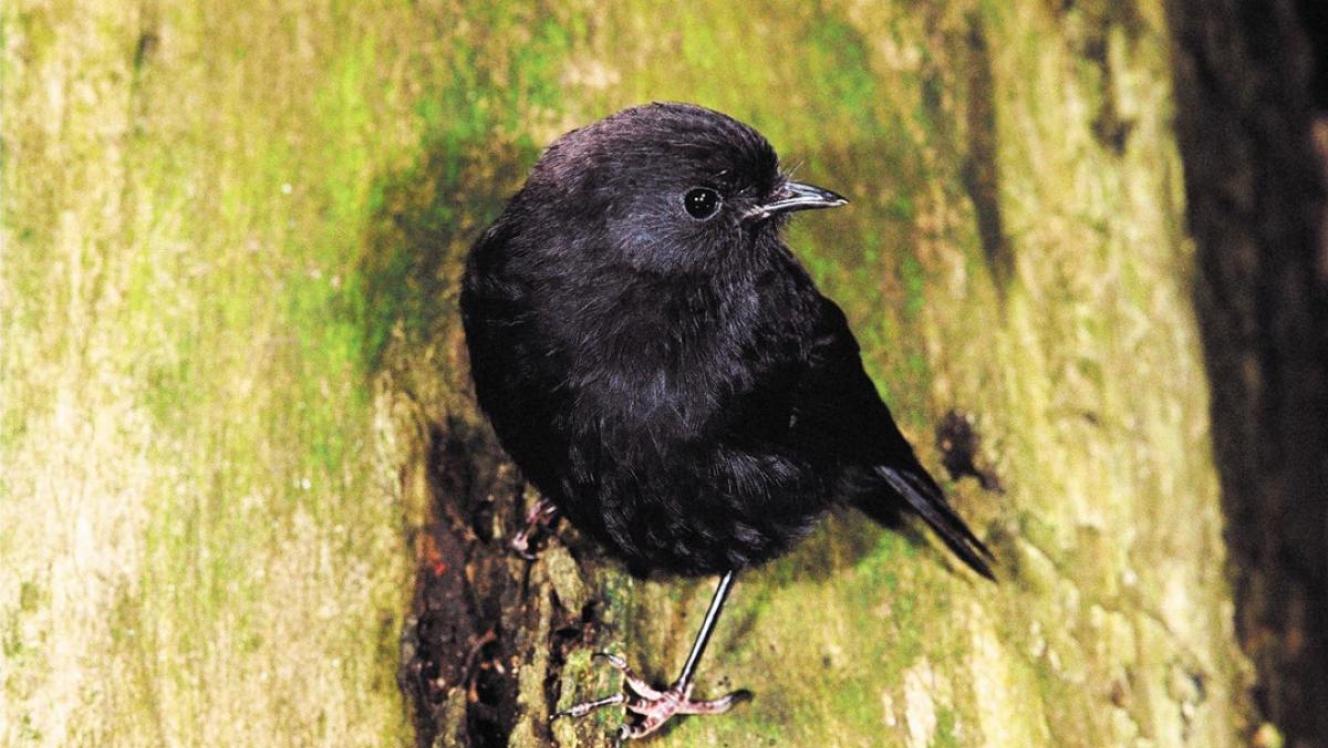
[[460, 102, 993, 740]]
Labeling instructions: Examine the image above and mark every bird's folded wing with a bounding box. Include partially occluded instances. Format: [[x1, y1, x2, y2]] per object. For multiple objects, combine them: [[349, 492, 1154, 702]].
[[785, 297, 995, 578], [782, 296, 913, 466]]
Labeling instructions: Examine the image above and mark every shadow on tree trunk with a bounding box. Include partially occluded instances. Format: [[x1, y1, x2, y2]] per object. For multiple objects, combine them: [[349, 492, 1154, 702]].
[[1169, 0, 1328, 744]]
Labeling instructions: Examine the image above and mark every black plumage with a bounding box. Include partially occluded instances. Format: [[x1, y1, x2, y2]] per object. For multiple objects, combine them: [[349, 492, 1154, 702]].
[[460, 102, 992, 739]]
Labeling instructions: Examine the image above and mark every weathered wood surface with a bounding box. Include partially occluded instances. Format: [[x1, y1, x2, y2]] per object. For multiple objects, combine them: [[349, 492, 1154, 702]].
[[1, 2, 1260, 745]]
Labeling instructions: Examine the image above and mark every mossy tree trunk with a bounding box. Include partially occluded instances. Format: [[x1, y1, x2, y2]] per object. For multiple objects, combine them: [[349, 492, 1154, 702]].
[[1, 1, 1262, 746], [386, 2, 1255, 745]]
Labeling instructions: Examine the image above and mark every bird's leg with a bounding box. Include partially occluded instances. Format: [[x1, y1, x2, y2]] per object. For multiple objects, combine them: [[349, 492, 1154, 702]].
[[553, 570, 750, 741], [510, 497, 558, 559]]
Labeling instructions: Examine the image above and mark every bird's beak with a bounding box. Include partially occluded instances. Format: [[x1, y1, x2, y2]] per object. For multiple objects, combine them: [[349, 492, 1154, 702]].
[[745, 180, 849, 222]]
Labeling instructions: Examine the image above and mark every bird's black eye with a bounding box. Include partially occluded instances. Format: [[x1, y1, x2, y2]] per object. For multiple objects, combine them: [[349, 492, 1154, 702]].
[[683, 187, 721, 220]]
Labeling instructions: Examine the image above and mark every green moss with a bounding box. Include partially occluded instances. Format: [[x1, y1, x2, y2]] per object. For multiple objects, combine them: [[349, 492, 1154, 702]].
[[0, 1, 1249, 746], [802, 15, 880, 133], [350, 6, 575, 373], [936, 706, 961, 748], [900, 254, 928, 319]]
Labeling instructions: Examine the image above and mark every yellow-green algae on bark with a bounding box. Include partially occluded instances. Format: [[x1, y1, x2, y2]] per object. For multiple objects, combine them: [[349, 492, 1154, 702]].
[[1, 1, 1250, 746]]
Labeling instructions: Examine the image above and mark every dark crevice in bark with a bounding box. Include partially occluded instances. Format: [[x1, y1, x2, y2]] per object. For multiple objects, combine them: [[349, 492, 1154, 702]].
[[936, 408, 1005, 494], [1080, 2, 1142, 154], [399, 419, 525, 748], [1294, 0, 1328, 109], [1168, 0, 1328, 744], [359, 121, 568, 746], [962, 14, 1013, 290]]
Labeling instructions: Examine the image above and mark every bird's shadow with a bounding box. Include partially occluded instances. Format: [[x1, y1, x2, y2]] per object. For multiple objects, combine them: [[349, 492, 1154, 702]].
[[358, 126, 541, 747], [754, 505, 909, 590], [722, 500, 984, 650]]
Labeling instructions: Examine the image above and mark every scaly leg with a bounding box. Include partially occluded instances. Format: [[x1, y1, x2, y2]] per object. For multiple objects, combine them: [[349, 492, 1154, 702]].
[[554, 571, 750, 740]]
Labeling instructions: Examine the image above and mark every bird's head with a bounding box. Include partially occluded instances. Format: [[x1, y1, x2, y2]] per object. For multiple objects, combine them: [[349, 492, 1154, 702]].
[[517, 102, 847, 273]]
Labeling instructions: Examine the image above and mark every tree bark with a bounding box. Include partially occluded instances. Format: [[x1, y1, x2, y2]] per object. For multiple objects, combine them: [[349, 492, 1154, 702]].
[[0, 1, 1262, 746], [1168, 1, 1328, 745], [389, 2, 1256, 745]]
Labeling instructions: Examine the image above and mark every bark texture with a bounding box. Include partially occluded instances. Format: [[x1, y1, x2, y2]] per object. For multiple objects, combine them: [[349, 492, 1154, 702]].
[[383, 2, 1255, 745], [0, 1, 1261, 746]]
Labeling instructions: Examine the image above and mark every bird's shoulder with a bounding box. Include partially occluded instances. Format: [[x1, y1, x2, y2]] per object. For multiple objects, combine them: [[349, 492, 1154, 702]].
[[719, 283, 909, 467], [792, 296, 913, 464]]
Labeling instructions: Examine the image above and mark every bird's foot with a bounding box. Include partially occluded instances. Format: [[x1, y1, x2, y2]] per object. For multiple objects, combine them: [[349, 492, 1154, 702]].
[[553, 653, 750, 741], [510, 498, 558, 560]]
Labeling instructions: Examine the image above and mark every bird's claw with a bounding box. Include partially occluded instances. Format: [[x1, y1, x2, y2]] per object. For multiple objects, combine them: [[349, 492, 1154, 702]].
[[509, 498, 558, 560], [509, 533, 539, 561], [552, 652, 750, 740]]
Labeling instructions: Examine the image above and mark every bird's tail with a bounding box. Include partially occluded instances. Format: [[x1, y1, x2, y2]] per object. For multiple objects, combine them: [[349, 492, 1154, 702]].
[[876, 464, 995, 580]]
